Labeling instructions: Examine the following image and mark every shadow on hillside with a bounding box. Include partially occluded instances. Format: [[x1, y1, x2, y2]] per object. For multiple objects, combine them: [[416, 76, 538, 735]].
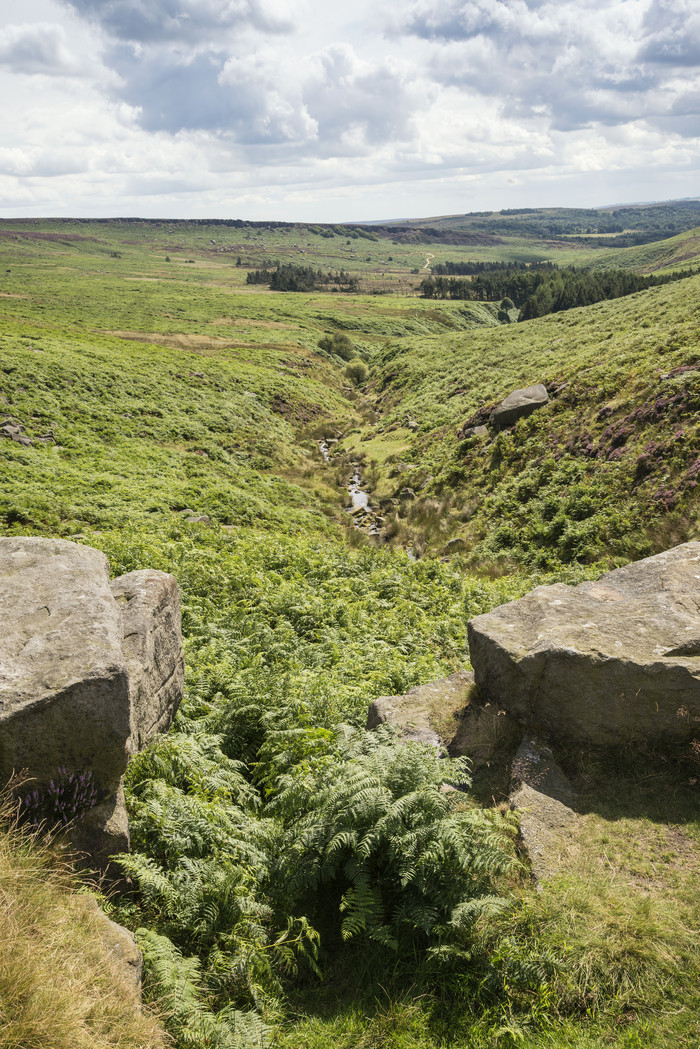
[[466, 737, 699, 828]]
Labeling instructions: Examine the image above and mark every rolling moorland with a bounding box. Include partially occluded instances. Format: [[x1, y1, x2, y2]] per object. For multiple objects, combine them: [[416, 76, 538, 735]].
[[0, 205, 699, 1049]]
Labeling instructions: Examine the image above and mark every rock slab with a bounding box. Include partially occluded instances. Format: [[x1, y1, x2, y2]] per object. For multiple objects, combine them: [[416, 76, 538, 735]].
[[509, 735, 576, 880], [468, 542, 700, 746], [367, 671, 474, 746], [490, 384, 549, 430], [0, 537, 183, 868]]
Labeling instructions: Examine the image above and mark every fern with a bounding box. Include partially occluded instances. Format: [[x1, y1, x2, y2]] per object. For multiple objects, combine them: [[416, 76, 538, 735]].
[[271, 729, 520, 956], [137, 929, 271, 1049]]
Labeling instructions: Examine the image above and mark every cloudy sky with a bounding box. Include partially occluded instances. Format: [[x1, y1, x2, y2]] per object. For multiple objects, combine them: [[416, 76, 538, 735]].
[[0, 0, 698, 220]]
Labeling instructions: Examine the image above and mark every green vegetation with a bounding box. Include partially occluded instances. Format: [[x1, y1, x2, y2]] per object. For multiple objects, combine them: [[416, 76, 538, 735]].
[[419, 263, 695, 319], [396, 200, 700, 242], [346, 274, 700, 568], [0, 216, 698, 1049], [247, 263, 359, 292]]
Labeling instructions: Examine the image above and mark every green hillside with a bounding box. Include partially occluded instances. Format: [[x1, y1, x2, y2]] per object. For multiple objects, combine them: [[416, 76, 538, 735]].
[[0, 219, 698, 1049], [341, 274, 700, 567], [590, 225, 700, 272], [390, 200, 700, 242]]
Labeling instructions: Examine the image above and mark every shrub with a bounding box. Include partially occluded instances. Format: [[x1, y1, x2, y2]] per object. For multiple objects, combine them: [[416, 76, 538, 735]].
[[317, 333, 356, 360], [19, 768, 97, 829], [270, 730, 519, 957], [345, 359, 369, 386]]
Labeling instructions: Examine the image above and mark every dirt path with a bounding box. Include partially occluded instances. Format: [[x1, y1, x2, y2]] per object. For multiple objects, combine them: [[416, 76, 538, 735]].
[[423, 253, 434, 271]]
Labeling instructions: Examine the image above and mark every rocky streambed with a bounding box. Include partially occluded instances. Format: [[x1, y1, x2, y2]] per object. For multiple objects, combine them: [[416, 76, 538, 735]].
[[319, 440, 384, 537]]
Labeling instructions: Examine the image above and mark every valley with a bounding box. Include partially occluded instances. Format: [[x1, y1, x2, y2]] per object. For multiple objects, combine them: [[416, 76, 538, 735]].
[[0, 207, 699, 1049]]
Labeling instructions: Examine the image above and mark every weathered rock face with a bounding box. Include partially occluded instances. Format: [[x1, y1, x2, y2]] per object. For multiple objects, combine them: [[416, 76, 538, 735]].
[[468, 542, 700, 747], [490, 384, 549, 430], [0, 538, 131, 864], [111, 570, 184, 755], [367, 671, 474, 747], [508, 735, 577, 881], [0, 538, 183, 868]]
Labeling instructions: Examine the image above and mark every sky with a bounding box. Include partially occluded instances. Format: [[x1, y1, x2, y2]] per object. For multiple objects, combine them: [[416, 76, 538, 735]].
[[0, 0, 698, 222]]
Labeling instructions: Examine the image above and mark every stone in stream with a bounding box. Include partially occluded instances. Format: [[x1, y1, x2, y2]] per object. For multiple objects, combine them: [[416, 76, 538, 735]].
[[468, 542, 700, 747], [490, 384, 549, 430]]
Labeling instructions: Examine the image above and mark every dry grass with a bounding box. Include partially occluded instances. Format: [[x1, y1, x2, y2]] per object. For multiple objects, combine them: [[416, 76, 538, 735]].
[[0, 796, 168, 1049]]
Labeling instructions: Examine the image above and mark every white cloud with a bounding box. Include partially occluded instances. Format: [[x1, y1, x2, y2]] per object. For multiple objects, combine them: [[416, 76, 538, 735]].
[[64, 0, 296, 44], [0, 0, 696, 219], [641, 0, 700, 66], [0, 22, 83, 74]]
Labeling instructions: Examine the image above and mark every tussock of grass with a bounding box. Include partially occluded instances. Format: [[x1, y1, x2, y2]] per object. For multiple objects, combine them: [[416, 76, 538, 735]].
[[0, 797, 167, 1049]]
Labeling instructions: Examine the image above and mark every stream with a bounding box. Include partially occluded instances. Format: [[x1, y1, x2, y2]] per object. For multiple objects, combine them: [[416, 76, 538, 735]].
[[319, 441, 381, 536]]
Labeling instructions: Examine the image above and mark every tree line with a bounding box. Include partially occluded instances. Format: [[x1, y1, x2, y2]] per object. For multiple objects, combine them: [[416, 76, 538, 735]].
[[419, 264, 696, 319], [246, 263, 359, 292], [431, 260, 554, 276]]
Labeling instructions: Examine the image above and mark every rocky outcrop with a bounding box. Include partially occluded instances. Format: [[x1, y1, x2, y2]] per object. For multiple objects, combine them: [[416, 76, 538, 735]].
[[0, 537, 183, 869], [468, 542, 700, 747], [490, 384, 549, 430]]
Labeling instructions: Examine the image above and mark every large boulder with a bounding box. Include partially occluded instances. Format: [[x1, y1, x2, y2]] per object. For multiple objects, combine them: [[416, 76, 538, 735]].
[[468, 542, 700, 747], [490, 384, 548, 430], [0, 538, 183, 868], [0, 538, 131, 864]]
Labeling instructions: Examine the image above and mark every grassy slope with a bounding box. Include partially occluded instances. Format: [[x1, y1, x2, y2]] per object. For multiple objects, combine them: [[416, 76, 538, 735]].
[[0, 806, 167, 1049], [343, 274, 700, 566], [0, 220, 698, 1049], [573, 226, 700, 273]]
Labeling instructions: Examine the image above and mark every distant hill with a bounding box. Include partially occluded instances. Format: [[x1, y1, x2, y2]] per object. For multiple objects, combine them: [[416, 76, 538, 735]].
[[377, 200, 700, 243]]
